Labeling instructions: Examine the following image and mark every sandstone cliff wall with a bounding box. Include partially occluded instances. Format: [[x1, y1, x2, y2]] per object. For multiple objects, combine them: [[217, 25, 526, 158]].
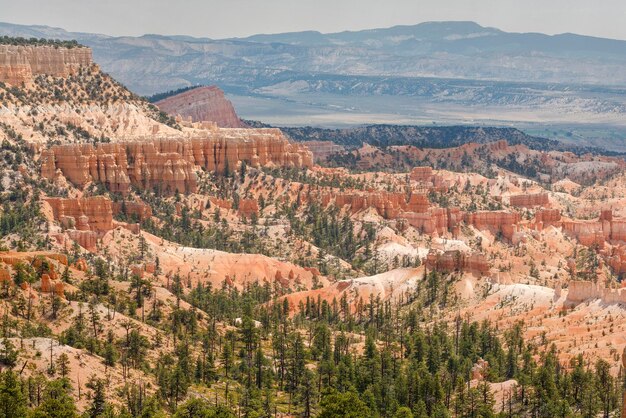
[[534, 209, 561, 228], [155, 86, 245, 128], [561, 209, 626, 247], [425, 250, 489, 275], [41, 129, 313, 194], [324, 190, 523, 239], [410, 166, 448, 191], [0, 44, 92, 85], [45, 197, 152, 251], [45, 196, 113, 232], [566, 280, 626, 305], [509, 193, 549, 208], [465, 211, 521, 242]]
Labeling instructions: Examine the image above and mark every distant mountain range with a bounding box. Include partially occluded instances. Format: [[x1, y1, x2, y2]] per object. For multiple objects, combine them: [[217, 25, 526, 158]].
[[2, 21, 626, 94], [2, 20, 626, 149]]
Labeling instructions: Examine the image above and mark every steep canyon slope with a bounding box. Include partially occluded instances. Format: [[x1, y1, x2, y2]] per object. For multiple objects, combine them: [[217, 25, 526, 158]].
[[1, 38, 626, 416]]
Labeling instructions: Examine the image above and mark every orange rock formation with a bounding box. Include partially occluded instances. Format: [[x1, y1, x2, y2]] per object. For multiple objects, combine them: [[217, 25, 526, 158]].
[[465, 211, 521, 242], [566, 280, 626, 305], [325, 191, 410, 218], [111, 201, 153, 221], [603, 246, 626, 274], [425, 250, 489, 275], [45, 196, 113, 232], [0, 44, 92, 86], [534, 209, 561, 229], [0, 251, 68, 267], [410, 166, 448, 191], [238, 199, 259, 218], [325, 189, 525, 239], [155, 86, 246, 128], [45, 197, 152, 251], [509, 193, 549, 208], [0, 251, 68, 296], [41, 130, 313, 194], [562, 211, 626, 247]]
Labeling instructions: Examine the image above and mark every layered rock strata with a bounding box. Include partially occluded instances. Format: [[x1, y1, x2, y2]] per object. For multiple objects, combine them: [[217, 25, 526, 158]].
[[45, 197, 151, 251], [534, 209, 561, 229], [410, 166, 448, 191], [509, 193, 549, 208], [45, 196, 113, 232], [155, 86, 246, 128], [562, 211, 626, 247], [425, 250, 489, 274], [464, 211, 521, 242], [325, 191, 521, 239], [41, 129, 313, 194], [566, 280, 626, 305], [0, 44, 92, 86]]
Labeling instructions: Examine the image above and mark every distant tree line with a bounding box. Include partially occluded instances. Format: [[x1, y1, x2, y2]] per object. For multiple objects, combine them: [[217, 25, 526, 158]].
[[0, 36, 85, 49], [146, 85, 205, 103]]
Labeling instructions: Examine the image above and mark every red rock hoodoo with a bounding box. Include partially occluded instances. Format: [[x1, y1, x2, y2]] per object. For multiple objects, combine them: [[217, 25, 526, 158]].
[[410, 166, 448, 191], [45, 197, 151, 250], [534, 209, 561, 228], [562, 210, 626, 247], [41, 129, 313, 194], [45, 196, 113, 232], [465, 211, 521, 242]]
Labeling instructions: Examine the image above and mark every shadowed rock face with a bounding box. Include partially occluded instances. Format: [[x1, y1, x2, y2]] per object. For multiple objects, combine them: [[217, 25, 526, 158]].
[[0, 44, 92, 85], [155, 86, 246, 128]]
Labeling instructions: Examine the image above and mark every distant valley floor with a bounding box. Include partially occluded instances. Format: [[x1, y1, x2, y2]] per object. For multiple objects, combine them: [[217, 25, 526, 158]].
[[229, 89, 626, 152]]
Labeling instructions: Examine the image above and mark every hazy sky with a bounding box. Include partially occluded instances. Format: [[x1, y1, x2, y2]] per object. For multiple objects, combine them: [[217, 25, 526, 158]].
[[2, 0, 625, 40]]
